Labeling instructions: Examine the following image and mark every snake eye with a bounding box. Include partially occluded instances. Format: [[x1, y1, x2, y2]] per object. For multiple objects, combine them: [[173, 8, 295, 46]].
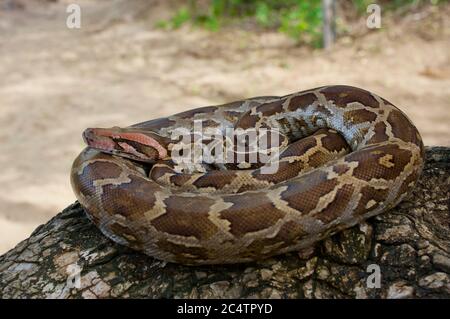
[[115, 140, 160, 162]]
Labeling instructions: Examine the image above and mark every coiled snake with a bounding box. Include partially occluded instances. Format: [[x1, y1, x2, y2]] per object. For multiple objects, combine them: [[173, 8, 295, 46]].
[[71, 85, 424, 265]]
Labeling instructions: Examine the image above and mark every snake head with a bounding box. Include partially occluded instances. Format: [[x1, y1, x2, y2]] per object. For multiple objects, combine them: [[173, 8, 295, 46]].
[[83, 127, 170, 163]]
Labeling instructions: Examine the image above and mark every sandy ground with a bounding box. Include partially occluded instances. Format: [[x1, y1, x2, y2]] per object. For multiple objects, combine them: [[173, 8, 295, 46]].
[[0, 0, 449, 254]]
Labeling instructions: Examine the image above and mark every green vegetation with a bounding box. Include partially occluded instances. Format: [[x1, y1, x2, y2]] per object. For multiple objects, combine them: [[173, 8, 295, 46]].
[[157, 0, 324, 46], [156, 0, 448, 47]]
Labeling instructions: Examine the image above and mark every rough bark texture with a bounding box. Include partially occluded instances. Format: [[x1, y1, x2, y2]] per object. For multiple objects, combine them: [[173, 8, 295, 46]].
[[0, 147, 449, 299]]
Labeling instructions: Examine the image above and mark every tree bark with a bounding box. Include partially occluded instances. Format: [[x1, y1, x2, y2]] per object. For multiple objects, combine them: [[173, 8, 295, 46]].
[[0, 147, 449, 299]]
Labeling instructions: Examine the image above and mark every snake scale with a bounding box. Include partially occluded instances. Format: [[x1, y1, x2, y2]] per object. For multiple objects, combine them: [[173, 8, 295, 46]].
[[71, 85, 424, 265]]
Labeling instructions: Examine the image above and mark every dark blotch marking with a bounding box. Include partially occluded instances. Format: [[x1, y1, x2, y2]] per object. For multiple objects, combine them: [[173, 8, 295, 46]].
[[220, 192, 286, 237], [156, 240, 210, 261], [116, 139, 159, 159], [101, 175, 161, 219], [354, 186, 390, 215], [321, 85, 379, 108], [320, 129, 350, 153], [201, 119, 221, 128], [287, 93, 317, 111], [243, 221, 308, 258], [347, 144, 412, 181], [236, 184, 261, 193], [281, 170, 339, 214], [367, 121, 390, 145], [343, 109, 378, 125], [253, 161, 307, 184], [278, 133, 319, 159], [170, 174, 194, 187], [314, 184, 355, 224], [193, 171, 238, 189], [256, 99, 286, 116], [76, 161, 123, 197], [151, 196, 218, 240], [235, 113, 261, 130], [333, 164, 351, 175], [150, 164, 175, 180], [387, 109, 422, 146]]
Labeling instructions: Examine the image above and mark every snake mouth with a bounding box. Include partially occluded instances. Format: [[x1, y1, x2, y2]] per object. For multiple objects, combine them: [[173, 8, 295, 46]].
[[83, 127, 169, 163], [83, 128, 116, 150]]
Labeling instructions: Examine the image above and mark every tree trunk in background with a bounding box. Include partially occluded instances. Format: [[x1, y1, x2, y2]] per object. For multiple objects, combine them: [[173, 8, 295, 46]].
[[322, 0, 336, 48], [0, 147, 449, 299]]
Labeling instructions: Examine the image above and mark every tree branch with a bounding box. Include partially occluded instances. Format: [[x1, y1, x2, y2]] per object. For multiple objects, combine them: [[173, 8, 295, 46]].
[[1, 147, 449, 298]]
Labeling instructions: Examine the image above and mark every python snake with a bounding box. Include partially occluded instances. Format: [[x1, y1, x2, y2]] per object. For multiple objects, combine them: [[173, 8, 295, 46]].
[[71, 85, 424, 265]]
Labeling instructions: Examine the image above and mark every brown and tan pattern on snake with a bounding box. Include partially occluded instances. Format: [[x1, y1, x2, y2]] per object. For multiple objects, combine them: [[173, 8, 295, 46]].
[[71, 85, 424, 265], [150, 128, 350, 194]]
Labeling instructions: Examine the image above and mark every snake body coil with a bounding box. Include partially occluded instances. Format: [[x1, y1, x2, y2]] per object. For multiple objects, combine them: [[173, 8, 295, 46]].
[[71, 85, 424, 265]]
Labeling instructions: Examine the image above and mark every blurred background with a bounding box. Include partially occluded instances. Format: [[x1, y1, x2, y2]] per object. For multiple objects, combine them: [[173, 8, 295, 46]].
[[0, 0, 449, 254]]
